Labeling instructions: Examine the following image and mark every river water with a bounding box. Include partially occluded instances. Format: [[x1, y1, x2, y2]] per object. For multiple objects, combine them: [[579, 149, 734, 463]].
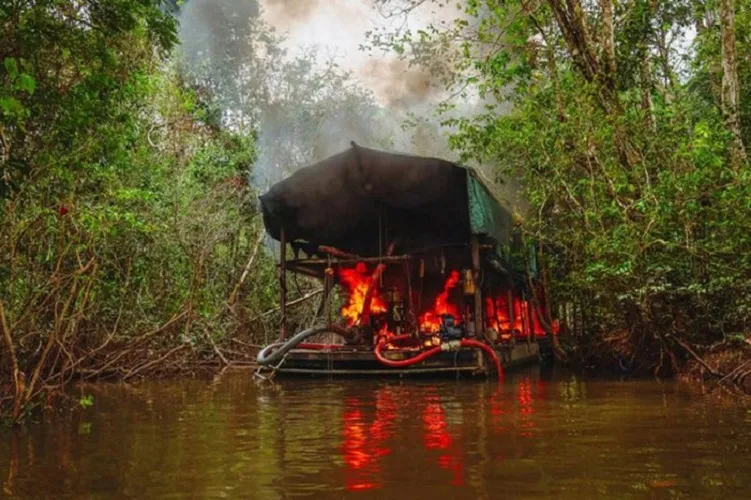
[[2, 368, 750, 498]]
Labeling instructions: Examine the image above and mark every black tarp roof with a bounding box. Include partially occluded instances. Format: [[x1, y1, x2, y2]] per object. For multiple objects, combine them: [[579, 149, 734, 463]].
[[259, 144, 514, 258]]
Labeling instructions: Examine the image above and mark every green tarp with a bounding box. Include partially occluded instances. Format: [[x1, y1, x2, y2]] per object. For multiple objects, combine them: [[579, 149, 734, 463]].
[[466, 169, 512, 249], [465, 168, 537, 278]]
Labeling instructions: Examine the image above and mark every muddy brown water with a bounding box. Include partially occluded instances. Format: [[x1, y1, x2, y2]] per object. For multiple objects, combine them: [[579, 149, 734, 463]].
[[2, 368, 750, 499]]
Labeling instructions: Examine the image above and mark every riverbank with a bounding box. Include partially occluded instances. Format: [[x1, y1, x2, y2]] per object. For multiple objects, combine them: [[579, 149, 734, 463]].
[[8, 325, 751, 424], [558, 332, 751, 397], [0, 326, 264, 425], [6, 330, 750, 426]]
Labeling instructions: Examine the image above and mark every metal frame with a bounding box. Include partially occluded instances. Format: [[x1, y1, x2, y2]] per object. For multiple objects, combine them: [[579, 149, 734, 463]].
[[276, 234, 537, 346]]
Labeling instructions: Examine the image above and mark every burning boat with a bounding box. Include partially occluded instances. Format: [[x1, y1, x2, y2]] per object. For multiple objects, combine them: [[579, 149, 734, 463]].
[[256, 143, 553, 377]]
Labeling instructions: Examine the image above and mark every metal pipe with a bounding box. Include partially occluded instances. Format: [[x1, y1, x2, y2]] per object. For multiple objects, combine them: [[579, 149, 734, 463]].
[[279, 228, 287, 340], [507, 289, 515, 331], [256, 325, 354, 366], [527, 298, 535, 343], [471, 236, 483, 337], [325, 255, 333, 327]]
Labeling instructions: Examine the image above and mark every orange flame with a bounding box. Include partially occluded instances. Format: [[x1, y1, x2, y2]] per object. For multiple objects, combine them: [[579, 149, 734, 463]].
[[485, 294, 554, 336], [485, 296, 511, 332], [339, 263, 387, 326], [419, 271, 461, 333]]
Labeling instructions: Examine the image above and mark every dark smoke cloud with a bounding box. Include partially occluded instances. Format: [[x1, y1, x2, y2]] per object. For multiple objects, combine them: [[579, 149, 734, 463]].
[[176, 0, 525, 214]]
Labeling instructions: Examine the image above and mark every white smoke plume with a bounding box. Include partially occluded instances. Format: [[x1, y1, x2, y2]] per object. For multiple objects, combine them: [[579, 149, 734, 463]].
[[177, 0, 527, 215]]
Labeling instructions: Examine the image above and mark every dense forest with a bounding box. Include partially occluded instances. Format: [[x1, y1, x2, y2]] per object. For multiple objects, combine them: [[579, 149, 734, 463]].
[[2, 0, 750, 423], [369, 0, 751, 381]]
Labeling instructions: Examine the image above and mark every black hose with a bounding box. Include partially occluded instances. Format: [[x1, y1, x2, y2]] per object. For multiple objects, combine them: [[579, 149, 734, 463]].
[[256, 325, 355, 366]]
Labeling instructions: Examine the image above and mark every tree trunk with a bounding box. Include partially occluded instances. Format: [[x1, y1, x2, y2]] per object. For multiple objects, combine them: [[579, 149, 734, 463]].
[[1, 299, 24, 421], [599, 0, 617, 90], [719, 0, 747, 167], [547, 0, 637, 172], [546, 34, 566, 122], [547, 0, 599, 85], [640, 56, 656, 130]]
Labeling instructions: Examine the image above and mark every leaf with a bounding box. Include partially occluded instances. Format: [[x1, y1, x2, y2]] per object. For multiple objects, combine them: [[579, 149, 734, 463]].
[[3, 57, 18, 77], [16, 74, 36, 94], [78, 395, 94, 409], [0, 96, 24, 117]]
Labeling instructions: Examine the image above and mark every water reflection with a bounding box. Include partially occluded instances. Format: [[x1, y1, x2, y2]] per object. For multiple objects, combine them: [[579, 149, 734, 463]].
[[2, 369, 751, 498], [422, 394, 464, 486], [341, 390, 396, 491], [517, 377, 537, 438], [341, 386, 467, 491]]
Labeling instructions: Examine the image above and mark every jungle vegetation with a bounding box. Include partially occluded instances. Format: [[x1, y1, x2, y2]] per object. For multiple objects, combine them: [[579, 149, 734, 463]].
[[370, 0, 751, 380], [2, 0, 751, 422], [0, 0, 370, 423]]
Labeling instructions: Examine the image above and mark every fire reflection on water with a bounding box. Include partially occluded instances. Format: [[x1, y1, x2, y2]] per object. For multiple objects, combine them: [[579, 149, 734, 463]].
[[341, 391, 396, 491], [340, 378, 544, 491], [422, 394, 465, 486], [518, 377, 537, 438], [4, 373, 747, 498]]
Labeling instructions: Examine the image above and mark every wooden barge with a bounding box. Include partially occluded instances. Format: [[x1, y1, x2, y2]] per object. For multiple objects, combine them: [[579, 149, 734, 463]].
[[275, 342, 541, 377], [256, 144, 555, 377]]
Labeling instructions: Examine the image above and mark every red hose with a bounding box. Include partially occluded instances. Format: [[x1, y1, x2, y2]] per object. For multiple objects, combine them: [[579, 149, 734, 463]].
[[380, 334, 412, 345], [460, 339, 503, 380], [374, 342, 443, 368], [374, 338, 503, 379]]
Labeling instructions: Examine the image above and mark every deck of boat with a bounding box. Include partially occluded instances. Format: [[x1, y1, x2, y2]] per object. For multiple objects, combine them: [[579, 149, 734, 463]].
[[266, 342, 540, 377]]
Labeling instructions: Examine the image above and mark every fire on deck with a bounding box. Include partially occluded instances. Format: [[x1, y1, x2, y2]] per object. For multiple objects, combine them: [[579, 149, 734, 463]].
[[255, 143, 555, 377]]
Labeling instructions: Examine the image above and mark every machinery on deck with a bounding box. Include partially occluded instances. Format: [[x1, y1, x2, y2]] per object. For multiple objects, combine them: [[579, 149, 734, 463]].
[[256, 144, 553, 377]]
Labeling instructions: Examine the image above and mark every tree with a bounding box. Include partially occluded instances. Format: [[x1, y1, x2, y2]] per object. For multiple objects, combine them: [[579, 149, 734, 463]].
[[1, 0, 388, 421], [179, 1, 386, 186], [719, 0, 747, 167], [0, 1, 279, 422], [371, 0, 751, 377]]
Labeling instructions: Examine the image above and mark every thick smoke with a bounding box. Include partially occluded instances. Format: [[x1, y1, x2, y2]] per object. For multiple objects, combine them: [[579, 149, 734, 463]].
[[178, 0, 524, 214], [360, 59, 436, 109], [179, 1, 262, 72], [252, 81, 386, 188], [179, 0, 396, 189], [263, 0, 321, 24]]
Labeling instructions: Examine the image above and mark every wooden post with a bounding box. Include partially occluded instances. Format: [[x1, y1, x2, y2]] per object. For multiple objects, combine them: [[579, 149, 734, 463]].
[[506, 286, 516, 332], [507, 288, 515, 342], [325, 255, 333, 328], [471, 236, 483, 337], [279, 228, 288, 341], [527, 295, 534, 345], [404, 260, 415, 333]]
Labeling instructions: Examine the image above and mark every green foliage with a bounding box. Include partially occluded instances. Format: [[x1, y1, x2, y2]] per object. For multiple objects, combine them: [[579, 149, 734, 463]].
[[0, 0, 280, 419], [2, 0, 377, 420], [79, 395, 94, 409], [372, 0, 751, 372]]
